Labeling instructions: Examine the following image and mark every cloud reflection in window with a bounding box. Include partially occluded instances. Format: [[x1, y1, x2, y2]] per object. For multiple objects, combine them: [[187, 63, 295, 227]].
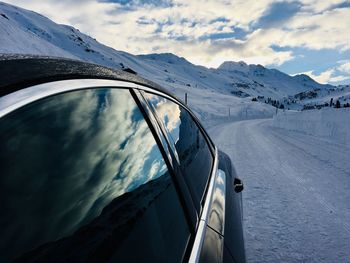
[[143, 92, 213, 211], [0, 88, 167, 261]]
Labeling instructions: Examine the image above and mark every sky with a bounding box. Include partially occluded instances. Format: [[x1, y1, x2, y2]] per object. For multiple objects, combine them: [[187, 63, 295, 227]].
[[5, 0, 350, 84]]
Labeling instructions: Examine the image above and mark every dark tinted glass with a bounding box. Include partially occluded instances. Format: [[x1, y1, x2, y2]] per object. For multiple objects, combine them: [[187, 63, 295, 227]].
[[0, 88, 189, 262], [144, 93, 213, 209]]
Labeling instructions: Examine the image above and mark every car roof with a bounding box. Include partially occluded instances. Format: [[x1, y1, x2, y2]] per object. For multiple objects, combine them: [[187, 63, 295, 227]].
[[0, 54, 171, 98]]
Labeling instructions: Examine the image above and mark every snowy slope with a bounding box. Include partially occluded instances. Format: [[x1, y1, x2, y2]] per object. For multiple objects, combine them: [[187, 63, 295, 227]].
[[0, 3, 75, 58], [0, 1, 340, 112], [0, 1, 161, 72], [295, 84, 350, 106]]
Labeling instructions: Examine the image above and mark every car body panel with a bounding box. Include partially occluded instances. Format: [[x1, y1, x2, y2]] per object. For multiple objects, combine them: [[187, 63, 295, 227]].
[[207, 169, 226, 236], [218, 151, 246, 263], [199, 226, 224, 263]]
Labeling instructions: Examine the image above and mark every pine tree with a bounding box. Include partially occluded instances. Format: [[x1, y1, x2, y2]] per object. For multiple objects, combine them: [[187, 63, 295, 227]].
[[335, 100, 341, 108]]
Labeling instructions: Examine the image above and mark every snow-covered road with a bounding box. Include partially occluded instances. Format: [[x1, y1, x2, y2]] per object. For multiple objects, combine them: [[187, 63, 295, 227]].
[[208, 118, 350, 263]]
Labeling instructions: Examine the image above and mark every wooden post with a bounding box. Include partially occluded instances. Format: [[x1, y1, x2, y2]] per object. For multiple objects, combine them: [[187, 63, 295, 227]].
[[185, 93, 188, 105]]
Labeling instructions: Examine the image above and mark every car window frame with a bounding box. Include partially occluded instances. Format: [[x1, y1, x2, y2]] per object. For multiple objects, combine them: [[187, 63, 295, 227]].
[[138, 90, 216, 208], [139, 90, 215, 154], [133, 89, 198, 225]]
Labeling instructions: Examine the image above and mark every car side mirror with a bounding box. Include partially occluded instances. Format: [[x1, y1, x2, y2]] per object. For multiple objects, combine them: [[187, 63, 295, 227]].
[[234, 178, 244, 193]]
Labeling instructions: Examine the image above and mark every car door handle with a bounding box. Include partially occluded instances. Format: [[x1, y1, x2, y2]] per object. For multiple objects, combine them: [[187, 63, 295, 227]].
[[234, 178, 244, 193]]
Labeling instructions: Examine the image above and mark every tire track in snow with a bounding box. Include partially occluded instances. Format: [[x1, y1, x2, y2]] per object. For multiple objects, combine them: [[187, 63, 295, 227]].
[[250, 120, 350, 235], [263, 123, 350, 222]]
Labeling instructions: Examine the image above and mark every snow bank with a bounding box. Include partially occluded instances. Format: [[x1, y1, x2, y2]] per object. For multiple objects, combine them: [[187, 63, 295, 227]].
[[273, 108, 350, 147], [154, 80, 275, 128], [200, 102, 274, 128]]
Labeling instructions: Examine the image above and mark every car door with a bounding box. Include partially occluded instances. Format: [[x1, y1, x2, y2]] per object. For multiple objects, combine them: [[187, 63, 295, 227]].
[[0, 82, 193, 263]]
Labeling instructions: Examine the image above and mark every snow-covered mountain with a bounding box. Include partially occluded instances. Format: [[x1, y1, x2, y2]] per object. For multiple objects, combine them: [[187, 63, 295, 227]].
[[0, 1, 346, 116], [217, 61, 333, 97], [137, 54, 333, 99]]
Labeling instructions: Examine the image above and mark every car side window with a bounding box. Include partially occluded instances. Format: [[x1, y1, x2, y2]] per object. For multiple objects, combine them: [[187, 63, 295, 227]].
[[0, 88, 190, 263], [143, 93, 213, 210]]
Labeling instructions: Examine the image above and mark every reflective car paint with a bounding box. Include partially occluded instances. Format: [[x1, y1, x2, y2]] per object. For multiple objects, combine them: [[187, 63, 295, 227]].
[[208, 169, 226, 236]]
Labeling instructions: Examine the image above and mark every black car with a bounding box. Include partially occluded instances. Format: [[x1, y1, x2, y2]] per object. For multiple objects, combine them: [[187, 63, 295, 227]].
[[0, 55, 245, 263]]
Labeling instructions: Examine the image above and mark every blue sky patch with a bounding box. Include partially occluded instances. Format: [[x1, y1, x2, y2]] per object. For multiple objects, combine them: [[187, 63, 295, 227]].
[[210, 17, 230, 24], [256, 1, 302, 28], [329, 1, 350, 10], [271, 46, 350, 84], [200, 27, 248, 41]]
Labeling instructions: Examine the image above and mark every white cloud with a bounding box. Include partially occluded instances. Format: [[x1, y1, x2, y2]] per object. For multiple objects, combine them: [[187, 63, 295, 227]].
[[338, 61, 350, 73], [301, 69, 350, 84], [3, 0, 350, 69], [329, 75, 350, 82]]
